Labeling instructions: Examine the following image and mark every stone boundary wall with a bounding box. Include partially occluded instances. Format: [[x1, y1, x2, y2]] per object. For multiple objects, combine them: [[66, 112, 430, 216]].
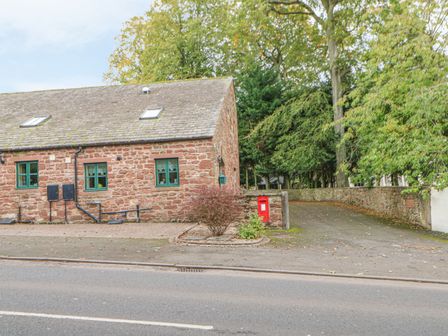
[[243, 191, 289, 229], [287, 187, 431, 229]]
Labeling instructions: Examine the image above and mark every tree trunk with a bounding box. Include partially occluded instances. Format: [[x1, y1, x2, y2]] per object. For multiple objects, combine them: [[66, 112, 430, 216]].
[[326, 2, 348, 187], [254, 167, 258, 190], [245, 167, 249, 189]]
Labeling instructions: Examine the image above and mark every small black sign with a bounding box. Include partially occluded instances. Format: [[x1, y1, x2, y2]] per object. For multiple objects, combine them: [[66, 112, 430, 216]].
[[63, 184, 75, 201], [47, 185, 59, 201]]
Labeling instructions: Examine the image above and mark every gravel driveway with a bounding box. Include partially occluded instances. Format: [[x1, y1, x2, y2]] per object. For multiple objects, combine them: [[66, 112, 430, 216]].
[[153, 202, 448, 280]]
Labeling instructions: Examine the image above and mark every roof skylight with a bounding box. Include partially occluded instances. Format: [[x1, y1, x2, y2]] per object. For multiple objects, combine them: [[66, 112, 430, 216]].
[[140, 108, 163, 120], [20, 116, 51, 128]]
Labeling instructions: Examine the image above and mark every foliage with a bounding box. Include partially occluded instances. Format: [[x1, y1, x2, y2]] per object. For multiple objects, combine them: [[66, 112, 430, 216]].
[[230, 0, 321, 83], [269, 0, 377, 187], [106, 0, 448, 193], [188, 186, 242, 236], [238, 213, 266, 239], [106, 0, 314, 84], [252, 87, 336, 187], [236, 63, 288, 186], [106, 0, 230, 83], [345, 0, 448, 191]]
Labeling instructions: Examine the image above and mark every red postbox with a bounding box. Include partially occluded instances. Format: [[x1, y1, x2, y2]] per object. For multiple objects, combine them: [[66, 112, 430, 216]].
[[257, 196, 270, 223]]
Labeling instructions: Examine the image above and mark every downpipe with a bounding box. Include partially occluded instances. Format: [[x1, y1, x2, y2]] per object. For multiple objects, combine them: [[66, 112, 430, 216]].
[[74, 147, 99, 223]]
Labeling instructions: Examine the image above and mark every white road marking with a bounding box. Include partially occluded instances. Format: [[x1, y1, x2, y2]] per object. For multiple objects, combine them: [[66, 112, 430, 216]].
[[0, 311, 214, 331]]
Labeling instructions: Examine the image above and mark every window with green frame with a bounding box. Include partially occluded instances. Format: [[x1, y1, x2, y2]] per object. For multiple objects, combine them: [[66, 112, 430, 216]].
[[16, 161, 39, 189], [156, 158, 179, 187], [85, 163, 108, 191]]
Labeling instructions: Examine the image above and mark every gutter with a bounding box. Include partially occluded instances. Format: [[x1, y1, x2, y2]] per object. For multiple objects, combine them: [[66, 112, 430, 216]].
[[0, 135, 214, 153], [1, 256, 447, 286], [74, 147, 99, 223]]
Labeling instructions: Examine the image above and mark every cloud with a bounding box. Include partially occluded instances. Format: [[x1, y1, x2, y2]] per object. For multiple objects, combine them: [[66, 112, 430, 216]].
[[0, 0, 150, 51]]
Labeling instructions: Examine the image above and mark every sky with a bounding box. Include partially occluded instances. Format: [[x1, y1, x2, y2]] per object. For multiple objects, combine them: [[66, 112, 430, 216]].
[[0, 0, 152, 93]]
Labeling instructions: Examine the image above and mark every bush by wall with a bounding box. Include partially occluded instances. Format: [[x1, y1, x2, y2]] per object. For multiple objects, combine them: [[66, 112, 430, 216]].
[[238, 213, 266, 239], [188, 186, 242, 236]]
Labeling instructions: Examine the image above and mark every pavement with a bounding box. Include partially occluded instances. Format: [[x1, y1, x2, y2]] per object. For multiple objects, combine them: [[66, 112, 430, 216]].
[[0, 222, 192, 239], [1, 202, 448, 280], [1, 261, 447, 335]]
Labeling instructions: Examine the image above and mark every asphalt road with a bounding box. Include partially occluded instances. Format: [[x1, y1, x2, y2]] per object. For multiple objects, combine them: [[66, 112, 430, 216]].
[[0, 261, 447, 336]]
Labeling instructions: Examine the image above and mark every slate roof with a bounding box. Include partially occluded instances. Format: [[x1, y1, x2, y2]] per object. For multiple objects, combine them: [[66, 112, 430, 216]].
[[0, 78, 233, 151]]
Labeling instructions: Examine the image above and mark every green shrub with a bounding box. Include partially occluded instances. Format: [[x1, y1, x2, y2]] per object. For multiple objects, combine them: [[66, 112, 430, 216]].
[[238, 214, 266, 240]]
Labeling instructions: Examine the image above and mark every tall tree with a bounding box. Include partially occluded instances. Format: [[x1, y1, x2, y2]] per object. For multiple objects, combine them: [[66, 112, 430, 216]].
[[229, 0, 322, 83], [236, 63, 287, 188], [106, 0, 315, 84], [106, 0, 230, 83], [252, 87, 336, 188], [345, 0, 448, 192], [268, 0, 372, 187]]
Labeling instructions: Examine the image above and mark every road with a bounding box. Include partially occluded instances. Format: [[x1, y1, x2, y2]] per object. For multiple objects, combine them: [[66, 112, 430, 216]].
[[0, 261, 447, 335]]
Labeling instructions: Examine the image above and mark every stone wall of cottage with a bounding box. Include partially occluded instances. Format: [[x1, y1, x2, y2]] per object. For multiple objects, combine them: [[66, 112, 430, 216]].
[[213, 81, 240, 189], [0, 84, 240, 224], [0, 138, 237, 224], [288, 187, 431, 229]]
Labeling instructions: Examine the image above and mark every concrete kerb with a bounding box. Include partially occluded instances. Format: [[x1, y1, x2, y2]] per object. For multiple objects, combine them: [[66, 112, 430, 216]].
[[168, 223, 199, 243], [175, 236, 270, 247], [173, 222, 270, 247], [1, 256, 448, 285]]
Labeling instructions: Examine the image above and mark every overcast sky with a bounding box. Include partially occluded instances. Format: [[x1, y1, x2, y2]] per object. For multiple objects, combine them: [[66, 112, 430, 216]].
[[0, 0, 151, 93]]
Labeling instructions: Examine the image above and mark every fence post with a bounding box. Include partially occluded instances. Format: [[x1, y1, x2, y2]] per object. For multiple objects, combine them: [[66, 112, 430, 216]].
[[281, 191, 290, 230]]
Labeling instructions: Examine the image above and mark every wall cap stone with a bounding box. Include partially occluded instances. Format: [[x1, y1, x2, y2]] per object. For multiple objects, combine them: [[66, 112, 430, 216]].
[[244, 190, 285, 197]]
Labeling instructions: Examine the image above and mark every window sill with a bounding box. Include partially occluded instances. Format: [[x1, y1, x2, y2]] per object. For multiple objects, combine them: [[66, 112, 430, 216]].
[[154, 186, 181, 191], [16, 187, 39, 191]]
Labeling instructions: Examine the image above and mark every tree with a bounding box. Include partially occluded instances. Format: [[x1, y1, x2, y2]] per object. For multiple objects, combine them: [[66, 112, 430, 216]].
[[345, 0, 448, 192], [236, 63, 287, 188], [106, 0, 230, 83], [251, 87, 336, 188], [229, 0, 322, 83], [106, 0, 316, 84], [268, 0, 374, 187]]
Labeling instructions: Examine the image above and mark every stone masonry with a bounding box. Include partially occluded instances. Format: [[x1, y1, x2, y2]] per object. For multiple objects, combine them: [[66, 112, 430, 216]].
[[0, 79, 239, 224], [243, 191, 289, 228], [0, 138, 239, 223]]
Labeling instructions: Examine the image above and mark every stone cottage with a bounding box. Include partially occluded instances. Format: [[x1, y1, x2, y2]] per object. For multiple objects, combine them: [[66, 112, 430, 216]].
[[0, 78, 239, 223]]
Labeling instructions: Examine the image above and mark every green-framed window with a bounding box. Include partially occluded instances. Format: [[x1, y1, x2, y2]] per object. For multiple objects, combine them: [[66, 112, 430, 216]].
[[156, 158, 179, 187], [16, 161, 39, 189], [85, 163, 108, 191]]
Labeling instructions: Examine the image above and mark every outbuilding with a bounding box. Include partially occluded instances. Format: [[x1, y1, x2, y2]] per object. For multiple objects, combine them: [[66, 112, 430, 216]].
[[0, 78, 239, 223]]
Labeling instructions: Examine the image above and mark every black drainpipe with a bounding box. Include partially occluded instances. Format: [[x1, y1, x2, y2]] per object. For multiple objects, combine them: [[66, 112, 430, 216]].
[[74, 147, 99, 223]]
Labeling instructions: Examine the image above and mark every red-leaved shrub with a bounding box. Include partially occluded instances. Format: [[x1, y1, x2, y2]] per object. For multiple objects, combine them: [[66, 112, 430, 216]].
[[188, 186, 242, 236]]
